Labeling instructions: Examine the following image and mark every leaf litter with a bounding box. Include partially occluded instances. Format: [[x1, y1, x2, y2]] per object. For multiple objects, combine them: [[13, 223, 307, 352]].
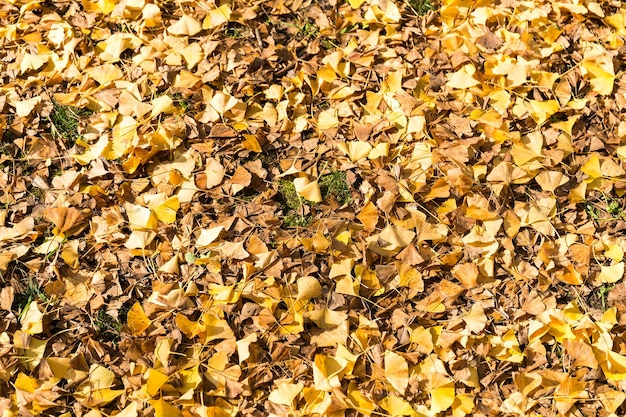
[[2, 0, 626, 416]]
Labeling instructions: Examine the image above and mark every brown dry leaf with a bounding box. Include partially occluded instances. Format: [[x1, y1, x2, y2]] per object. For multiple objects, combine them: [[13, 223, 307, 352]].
[[219, 241, 250, 260], [230, 166, 252, 195], [43, 207, 90, 236]]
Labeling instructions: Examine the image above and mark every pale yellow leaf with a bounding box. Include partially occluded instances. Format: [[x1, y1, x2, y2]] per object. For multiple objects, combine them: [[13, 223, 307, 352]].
[[168, 15, 202, 36], [293, 177, 322, 202], [318, 108, 339, 130], [196, 226, 224, 247], [205, 158, 225, 188], [21, 301, 44, 335], [337, 140, 373, 162], [447, 64, 480, 89], [297, 276, 322, 300], [384, 351, 409, 393], [598, 263, 624, 284]]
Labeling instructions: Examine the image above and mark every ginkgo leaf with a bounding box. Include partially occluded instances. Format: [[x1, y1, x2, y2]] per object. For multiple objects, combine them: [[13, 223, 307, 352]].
[[204, 158, 225, 188], [146, 368, 169, 397], [447, 64, 480, 89], [125, 202, 158, 230], [154, 338, 172, 368], [318, 108, 339, 130], [357, 201, 379, 231], [367, 225, 416, 256], [145, 194, 180, 224], [203, 4, 231, 29], [429, 373, 455, 413], [452, 394, 475, 417], [463, 303, 488, 333], [347, 0, 366, 8], [598, 263, 624, 284], [297, 276, 322, 300], [21, 301, 44, 335], [150, 95, 176, 119], [219, 241, 249, 260], [230, 166, 252, 195], [293, 177, 322, 202], [196, 226, 224, 247], [44, 207, 89, 236], [125, 230, 157, 250], [127, 302, 151, 335], [384, 351, 409, 393], [158, 255, 180, 274], [581, 154, 602, 181], [236, 333, 257, 364], [268, 380, 303, 407], [337, 141, 373, 162], [313, 354, 345, 391], [168, 15, 202, 36], [379, 395, 417, 416], [150, 397, 181, 417], [12, 97, 41, 117], [535, 171, 569, 193], [116, 402, 138, 417], [581, 60, 615, 95], [601, 157, 626, 177]]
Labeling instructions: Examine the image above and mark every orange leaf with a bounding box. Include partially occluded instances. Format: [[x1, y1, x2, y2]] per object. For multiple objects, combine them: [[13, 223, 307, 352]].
[[127, 302, 151, 335]]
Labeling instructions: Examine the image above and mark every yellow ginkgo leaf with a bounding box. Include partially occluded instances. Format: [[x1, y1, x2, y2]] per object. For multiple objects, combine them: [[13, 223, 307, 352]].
[[447, 64, 480, 89], [127, 301, 151, 335], [379, 395, 417, 416], [535, 170, 569, 193], [525, 99, 560, 125], [581, 60, 615, 95], [337, 141, 373, 162], [203, 4, 231, 29], [297, 276, 322, 300], [313, 354, 345, 391], [146, 368, 169, 397], [168, 15, 202, 36], [149, 397, 181, 417], [347, 0, 366, 8], [21, 301, 44, 335], [384, 351, 409, 393], [116, 402, 138, 417], [293, 177, 322, 202], [125, 202, 157, 230], [150, 95, 176, 119], [195, 226, 224, 247], [318, 108, 339, 130], [429, 373, 455, 414], [152, 197, 179, 224], [268, 380, 303, 407], [452, 394, 475, 417], [598, 262, 624, 284], [581, 154, 602, 181], [463, 303, 488, 333]]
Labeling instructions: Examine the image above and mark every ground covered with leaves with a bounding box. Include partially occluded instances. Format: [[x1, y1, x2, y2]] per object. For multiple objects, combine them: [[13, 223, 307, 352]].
[[4, 0, 626, 416]]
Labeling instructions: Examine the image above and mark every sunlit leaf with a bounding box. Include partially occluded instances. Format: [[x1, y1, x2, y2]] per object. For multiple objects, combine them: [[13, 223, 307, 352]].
[[127, 301, 151, 335]]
